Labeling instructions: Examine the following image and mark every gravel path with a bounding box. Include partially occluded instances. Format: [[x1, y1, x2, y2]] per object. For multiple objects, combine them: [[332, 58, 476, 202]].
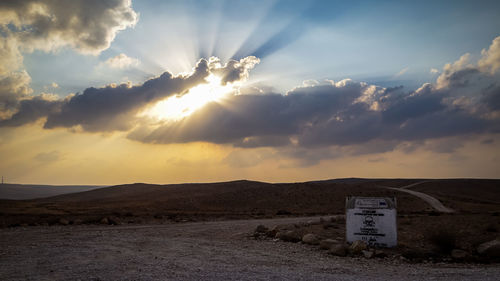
[[378, 182, 455, 213], [0, 217, 497, 280]]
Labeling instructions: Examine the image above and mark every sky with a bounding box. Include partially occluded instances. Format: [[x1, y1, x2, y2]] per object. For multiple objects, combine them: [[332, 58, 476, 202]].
[[0, 0, 499, 185]]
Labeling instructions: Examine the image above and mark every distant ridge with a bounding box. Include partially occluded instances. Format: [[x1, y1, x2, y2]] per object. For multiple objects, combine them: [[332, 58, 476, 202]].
[[0, 184, 104, 200]]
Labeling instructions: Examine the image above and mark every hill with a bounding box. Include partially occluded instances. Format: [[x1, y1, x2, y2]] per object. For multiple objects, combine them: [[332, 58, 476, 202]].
[[0, 184, 104, 200], [1, 178, 499, 227]]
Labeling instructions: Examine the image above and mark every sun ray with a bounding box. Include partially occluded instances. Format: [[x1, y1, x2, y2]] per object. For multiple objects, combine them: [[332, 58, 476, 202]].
[[139, 75, 238, 121]]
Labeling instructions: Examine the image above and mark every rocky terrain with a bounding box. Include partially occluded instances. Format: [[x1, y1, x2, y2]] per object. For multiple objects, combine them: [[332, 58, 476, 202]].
[[1, 178, 498, 226], [1, 216, 500, 281], [0, 178, 499, 280], [252, 215, 500, 264]]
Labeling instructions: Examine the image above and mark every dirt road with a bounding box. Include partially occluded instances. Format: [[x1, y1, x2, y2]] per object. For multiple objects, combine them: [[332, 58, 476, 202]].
[[378, 182, 455, 213], [1, 216, 498, 280]]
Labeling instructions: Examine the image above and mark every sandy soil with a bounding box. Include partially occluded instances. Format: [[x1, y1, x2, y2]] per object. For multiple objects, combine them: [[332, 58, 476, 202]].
[[1, 216, 499, 281]]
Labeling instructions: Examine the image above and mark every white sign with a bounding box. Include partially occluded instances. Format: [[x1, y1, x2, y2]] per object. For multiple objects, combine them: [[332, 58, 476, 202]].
[[346, 197, 397, 247]]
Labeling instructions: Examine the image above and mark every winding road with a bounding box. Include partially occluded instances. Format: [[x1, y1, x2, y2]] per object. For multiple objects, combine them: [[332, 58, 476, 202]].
[[378, 181, 455, 213]]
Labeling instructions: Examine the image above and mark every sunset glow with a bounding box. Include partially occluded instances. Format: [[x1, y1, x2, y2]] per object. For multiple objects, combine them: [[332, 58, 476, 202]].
[[140, 75, 237, 121], [0, 0, 499, 185]]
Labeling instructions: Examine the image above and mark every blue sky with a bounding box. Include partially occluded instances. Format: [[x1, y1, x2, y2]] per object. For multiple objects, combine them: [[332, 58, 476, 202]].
[[23, 0, 500, 96]]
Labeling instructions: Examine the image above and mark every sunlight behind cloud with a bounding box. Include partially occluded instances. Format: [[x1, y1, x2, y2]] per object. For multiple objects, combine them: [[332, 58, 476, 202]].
[[140, 74, 237, 121]]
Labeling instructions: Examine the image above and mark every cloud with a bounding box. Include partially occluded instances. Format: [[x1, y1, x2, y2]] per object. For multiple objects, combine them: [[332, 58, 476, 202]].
[[478, 36, 500, 74], [105, 53, 140, 69], [0, 0, 138, 55], [3, 31, 500, 161], [222, 148, 275, 168], [0, 94, 61, 127], [430, 68, 439, 74], [0, 36, 23, 75], [208, 56, 260, 85], [0, 56, 260, 132], [128, 37, 500, 151], [0, 70, 32, 114], [43, 59, 210, 132], [394, 67, 409, 77], [51, 82, 58, 88], [0, 0, 138, 119], [34, 150, 60, 163]]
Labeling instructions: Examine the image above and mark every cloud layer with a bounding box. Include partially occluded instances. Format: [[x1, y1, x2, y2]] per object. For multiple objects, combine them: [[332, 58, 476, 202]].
[[129, 37, 500, 150], [1, 26, 500, 159], [0, 0, 138, 54], [0, 0, 138, 114], [0, 56, 260, 132]]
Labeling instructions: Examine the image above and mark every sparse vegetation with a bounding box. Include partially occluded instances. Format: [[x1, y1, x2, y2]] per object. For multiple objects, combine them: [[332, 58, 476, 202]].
[[428, 228, 457, 254]]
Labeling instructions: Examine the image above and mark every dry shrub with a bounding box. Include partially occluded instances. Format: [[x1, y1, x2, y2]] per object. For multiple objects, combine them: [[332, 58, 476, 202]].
[[428, 228, 457, 254]]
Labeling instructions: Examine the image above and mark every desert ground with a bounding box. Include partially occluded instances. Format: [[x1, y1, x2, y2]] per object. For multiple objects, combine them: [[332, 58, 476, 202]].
[[0, 178, 499, 280]]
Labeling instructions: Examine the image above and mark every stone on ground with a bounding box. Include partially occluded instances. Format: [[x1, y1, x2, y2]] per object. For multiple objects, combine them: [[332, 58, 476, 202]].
[[477, 239, 500, 258], [451, 249, 468, 260], [58, 218, 69, 225], [302, 234, 320, 245], [319, 239, 339, 250], [328, 244, 347, 257], [276, 230, 302, 243], [254, 225, 268, 233], [349, 240, 367, 255]]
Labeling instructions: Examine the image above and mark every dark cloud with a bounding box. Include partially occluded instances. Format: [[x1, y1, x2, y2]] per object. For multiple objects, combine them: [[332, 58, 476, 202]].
[[130, 38, 500, 148], [0, 56, 260, 131], [482, 84, 500, 111], [43, 59, 210, 132], [127, 80, 385, 145], [0, 95, 62, 127], [3, 30, 500, 161]]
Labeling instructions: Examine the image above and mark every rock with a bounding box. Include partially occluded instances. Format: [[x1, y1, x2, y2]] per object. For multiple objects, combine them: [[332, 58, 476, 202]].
[[266, 229, 278, 238], [100, 217, 109, 225], [451, 249, 468, 260], [276, 230, 302, 243], [255, 225, 268, 233], [320, 239, 339, 250], [402, 249, 435, 262], [302, 234, 320, 245], [276, 210, 291, 215], [58, 218, 70, 225], [362, 250, 374, 259], [374, 250, 387, 258], [477, 239, 500, 258], [268, 224, 293, 237], [322, 223, 338, 229], [328, 244, 347, 256], [108, 217, 121, 225], [267, 225, 283, 237], [349, 240, 367, 255], [306, 220, 321, 225]]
